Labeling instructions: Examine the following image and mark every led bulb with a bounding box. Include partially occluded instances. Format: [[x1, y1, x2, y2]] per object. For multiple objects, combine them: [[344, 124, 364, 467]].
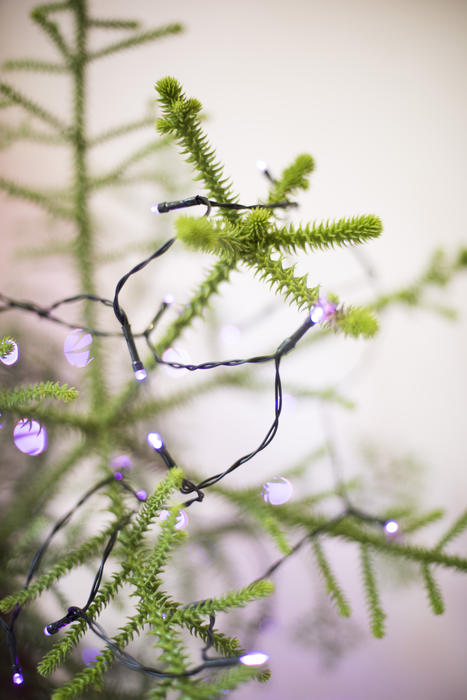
[[384, 520, 399, 538], [12, 671, 24, 685], [310, 304, 325, 324], [134, 367, 147, 382], [151, 203, 160, 214], [1, 340, 19, 366], [147, 432, 164, 450], [239, 652, 269, 666]]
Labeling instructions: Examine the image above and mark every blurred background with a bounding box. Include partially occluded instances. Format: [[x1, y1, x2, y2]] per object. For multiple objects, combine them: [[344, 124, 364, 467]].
[[1, 1, 466, 698]]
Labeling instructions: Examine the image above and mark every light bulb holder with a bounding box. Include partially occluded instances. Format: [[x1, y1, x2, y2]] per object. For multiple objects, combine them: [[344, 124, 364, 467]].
[[276, 316, 313, 356], [121, 320, 146, 381], [45, 607, 81, 636]]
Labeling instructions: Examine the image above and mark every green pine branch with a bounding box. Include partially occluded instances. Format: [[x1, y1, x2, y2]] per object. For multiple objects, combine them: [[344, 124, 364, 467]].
[[0, 380, 78, 411], [360, 543, 386, 638], [312, 539, 351, 617], [87, 24, 183, 61], [421, 563, 444, 615]]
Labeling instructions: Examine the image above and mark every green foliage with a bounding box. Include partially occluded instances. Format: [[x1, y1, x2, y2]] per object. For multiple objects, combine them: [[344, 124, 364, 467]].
[[267, 153, 315, 202], [312, 540, 351, 617], [360, 544, 386, 638], [421, 564, 444, 615], [1, 4, 467, 698], [0, 335, 14, 358], [0, 380, 78, 410]]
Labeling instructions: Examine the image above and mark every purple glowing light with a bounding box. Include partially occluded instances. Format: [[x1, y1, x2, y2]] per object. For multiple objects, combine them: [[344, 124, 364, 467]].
[[81, 647, 101, 667], [150, 203, 160, 214], [159, 509, 188, 531], [64, 329, 93, 368], [239, 652, 269, 666], [384, 520, 399, 536], [147, 432, 164, 450], [12, 672, 24, 685], [1, 340, 19, 366], [111, 455, 132, 469], [310, 296, 337, 324], [44, 625, 52, 636], [13, 419, 47, 456], [163, 293, 175, 305], [310, 304, 325, 324], [113, 471, 123, 481], [135, 367, 147, 382], [136, 489, 147, 501], [262, 477, 293, 505]]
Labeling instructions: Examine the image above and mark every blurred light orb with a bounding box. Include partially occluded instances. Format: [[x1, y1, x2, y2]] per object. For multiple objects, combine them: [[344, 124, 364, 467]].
[[220, 324, 242, 346], [64, 329, 93, 368], [81, 647, 101, 667], [262, 477, 293, 505], [162, 347, 190, 377], [310, 304, 325, 324], [384, 520, 399, 537], [159, 509, 188, 530], [147, 432, 164, 450], [12, 671, 24, 685], [111, 455, 132, 469], [136, 489, 148, 502], [1, 340, 19, 366], [135, 367, 147, 382], [239, 652, 269, 666], [282, 393, 297, 413], [13, 419, 47, 456], [256, 159, 268, 173], [163, 293, 175, 305]]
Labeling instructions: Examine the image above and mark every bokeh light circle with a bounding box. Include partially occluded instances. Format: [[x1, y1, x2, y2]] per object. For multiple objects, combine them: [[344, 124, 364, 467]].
[[13, 419, 47, 456]]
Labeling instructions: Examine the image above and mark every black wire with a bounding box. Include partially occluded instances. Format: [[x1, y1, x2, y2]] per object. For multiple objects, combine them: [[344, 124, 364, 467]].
[[113, 238, 175, 325]]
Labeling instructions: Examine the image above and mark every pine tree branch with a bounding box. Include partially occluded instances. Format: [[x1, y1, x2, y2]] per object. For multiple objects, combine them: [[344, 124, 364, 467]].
[[0, 82, 69, 132], [3, 59, 68, 73], [156, 77, 240, 223], [89, 117, 155, 146], [360, 543, 385, 637], [31, 3, 72, 60], [87, 24, 183, 61], [0, 381, 78, 411], [86, 18, 141, 30], [312, 539, 351, 617], [0, 176, 74, 218], [421, 563, 444, 614]]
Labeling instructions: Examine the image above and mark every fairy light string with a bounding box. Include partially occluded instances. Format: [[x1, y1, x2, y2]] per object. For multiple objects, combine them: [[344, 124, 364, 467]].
[[0, 191, 376, 687]]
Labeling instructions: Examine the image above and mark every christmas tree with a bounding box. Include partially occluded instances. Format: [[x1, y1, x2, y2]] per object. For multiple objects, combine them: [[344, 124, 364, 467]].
[[1, 2, 466, 698]]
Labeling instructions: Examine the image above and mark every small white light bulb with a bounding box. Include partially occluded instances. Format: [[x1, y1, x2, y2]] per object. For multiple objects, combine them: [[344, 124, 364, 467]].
[[239, 652, 269, 666], [147, 432, 164, 450]]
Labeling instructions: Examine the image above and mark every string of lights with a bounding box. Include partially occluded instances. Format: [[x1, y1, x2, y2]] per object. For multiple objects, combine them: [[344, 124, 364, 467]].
[[0, 192, 339, 688], [1, 471, 143, 686]]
